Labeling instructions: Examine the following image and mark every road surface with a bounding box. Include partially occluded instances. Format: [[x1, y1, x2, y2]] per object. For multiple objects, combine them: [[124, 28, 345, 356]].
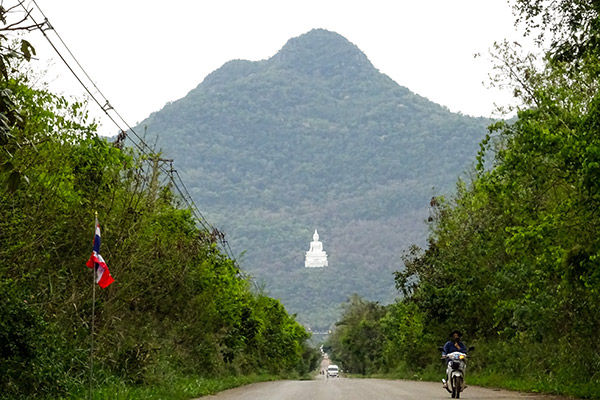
[[199, 378, 572, 400]]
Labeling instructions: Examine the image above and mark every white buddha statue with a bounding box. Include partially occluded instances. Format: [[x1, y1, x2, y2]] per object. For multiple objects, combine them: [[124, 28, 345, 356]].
[[305, 229, 328, 268]]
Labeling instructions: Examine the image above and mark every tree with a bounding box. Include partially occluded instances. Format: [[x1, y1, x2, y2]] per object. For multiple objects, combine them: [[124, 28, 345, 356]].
[[0, 1, 44, 192], [328, 295, 386, 375], [513, 0, 600, 64]]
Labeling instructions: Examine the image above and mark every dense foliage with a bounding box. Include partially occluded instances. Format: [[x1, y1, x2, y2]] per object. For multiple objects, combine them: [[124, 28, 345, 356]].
[[0, 16, 318, 400], [137, 29, 492, 329], [327, 1, 600, 398]]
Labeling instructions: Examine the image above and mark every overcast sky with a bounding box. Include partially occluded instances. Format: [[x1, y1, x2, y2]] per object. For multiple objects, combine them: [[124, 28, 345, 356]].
[[27, 0, 532, 136]]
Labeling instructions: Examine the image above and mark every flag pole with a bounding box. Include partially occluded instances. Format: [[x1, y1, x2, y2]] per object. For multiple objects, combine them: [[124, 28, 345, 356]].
[[89, 211, 97, 400]]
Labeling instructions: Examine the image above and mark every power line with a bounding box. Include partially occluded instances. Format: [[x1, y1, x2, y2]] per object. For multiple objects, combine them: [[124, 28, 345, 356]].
[[18, 3, 126, 138], [26, 0, 157, 156], [18, 1, 236, 261], [31, 0, 109, 106]]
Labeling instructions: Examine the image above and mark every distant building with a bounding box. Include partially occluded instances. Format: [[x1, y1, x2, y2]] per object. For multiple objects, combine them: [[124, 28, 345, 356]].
[[305, 229, 328, 268]]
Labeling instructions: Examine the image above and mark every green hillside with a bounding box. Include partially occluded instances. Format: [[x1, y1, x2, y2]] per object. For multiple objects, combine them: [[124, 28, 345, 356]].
[[137, 29, 493, 329]]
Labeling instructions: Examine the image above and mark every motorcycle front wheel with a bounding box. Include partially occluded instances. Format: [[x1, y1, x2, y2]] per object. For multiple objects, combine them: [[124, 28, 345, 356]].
[[452, 376, 463, 398]]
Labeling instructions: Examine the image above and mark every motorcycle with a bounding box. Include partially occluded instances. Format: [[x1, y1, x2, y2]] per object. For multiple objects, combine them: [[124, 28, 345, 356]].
[[438, 346, 474, 399]]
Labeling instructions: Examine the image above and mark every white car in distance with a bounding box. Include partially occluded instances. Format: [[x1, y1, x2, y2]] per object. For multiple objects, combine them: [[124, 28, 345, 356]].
[[327, 364, 339, 378]]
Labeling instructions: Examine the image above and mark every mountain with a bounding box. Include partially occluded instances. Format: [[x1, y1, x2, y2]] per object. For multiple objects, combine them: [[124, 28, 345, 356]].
[[135, 29, 492, 329]]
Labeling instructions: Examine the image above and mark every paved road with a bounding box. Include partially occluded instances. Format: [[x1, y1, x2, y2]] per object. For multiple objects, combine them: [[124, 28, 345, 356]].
[[199, 378, 571, 400]]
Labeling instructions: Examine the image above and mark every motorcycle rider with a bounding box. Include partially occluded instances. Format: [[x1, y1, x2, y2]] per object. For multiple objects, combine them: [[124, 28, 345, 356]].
[[442, 330, 467, 389]]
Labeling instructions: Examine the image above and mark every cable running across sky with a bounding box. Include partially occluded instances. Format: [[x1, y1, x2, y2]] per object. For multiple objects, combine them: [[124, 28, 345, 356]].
[[16, 0, 236, 260]]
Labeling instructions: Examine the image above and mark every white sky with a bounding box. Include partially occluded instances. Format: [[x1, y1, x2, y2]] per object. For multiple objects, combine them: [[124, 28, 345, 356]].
[[24, 0, 532, 136]]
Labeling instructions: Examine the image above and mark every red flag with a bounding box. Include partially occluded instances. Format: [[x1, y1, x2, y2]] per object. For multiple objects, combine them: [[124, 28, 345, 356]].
[[86, 218, 114, 288]]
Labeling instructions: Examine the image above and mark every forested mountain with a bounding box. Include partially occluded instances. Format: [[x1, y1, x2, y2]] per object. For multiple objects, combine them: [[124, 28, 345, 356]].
[[137, 29, 493, 329]]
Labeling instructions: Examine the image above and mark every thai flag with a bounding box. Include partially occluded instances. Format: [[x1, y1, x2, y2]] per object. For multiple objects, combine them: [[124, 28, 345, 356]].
[[86, 219, 115, 288]]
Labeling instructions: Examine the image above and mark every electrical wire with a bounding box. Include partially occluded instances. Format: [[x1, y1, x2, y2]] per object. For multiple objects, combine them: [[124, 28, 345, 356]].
[[18, 1, 236, 261], [27, 0, 157, 156]]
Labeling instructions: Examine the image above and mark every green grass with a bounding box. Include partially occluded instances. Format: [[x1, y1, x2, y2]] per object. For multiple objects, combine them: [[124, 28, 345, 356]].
[[467, 371, 600, 400], [62, 374, 280, 400], [344, 369, 599, 399]]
